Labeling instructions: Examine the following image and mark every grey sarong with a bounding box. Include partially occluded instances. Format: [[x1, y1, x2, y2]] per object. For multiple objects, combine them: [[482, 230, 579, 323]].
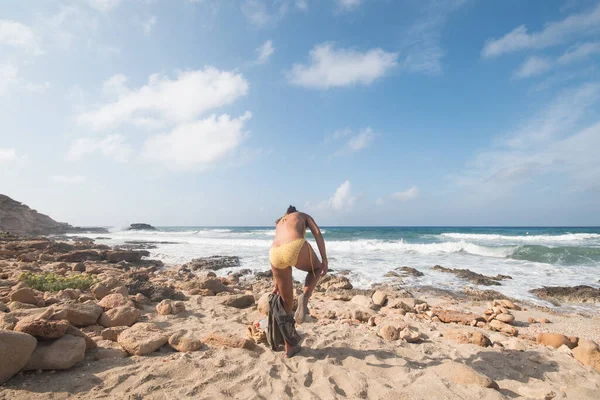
[[267, 294, 301, 351]]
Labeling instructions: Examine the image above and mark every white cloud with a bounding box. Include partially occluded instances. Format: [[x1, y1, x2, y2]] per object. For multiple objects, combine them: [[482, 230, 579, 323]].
[[50, 175, 87, 184], [375, 197, 384, 206], [288, 42, 398, 89], [0, 64, 50, 96], [142, 112, 252, 170], [87, 0, 122, 12], [391, 186, 419, 201], [142, 16, 157, 36], [67, 135, 131, 162], [256, 40, 274, 64], [329, 127, 375, 154], [453, 82, 600, 193], [318, 180, 356, 211], [513, 56, 553, 79], [77, 68, 249, 132], [0, 20, 40, 53], [0, 148, 18, 163], [558, 42, 600, 64], [336, 0, 362, 12], [482, 3, 600, 58]]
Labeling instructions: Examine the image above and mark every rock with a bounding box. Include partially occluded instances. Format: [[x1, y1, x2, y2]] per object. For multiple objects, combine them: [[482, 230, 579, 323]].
[[9, 287, 38, 305], [537, 318, 551, 324], [350, 295, 373, 309], [127, 223, 157, 231], [95, 340, 129, 359], [380, 325, 399, 341], [156, 299, 173, 315], [436, 310, 483, 325], [9, 301, 39, 311], [352, 309, 372, 322], [317, 275, 353, 291], [169, 330, 203, 352], [72, 262, 86, 272], [489, 319, 518, 336], [505, 337, 527, 351], [132, 293, 151, 305], [257, 293, 270, 315], [202, 332, 256, 350], [557, 344, 573, 356], [88, 284, 107, 302], [98, 293, 134, 310], [498, 299, 520, 310], [118, 323, 169, 356], [14, 318, 69, 339], [443, 329, 491, 347], [488, 332, 509, 344], [572, 339, 600, 372], [98, 306, 141, 327], [530, 285, 600, 304], [101, 326, 129, 341], [536, 333, 577, 349], [395, 266, 424, 277], [188, 278, 229, 294], [372, 290, 388, 306], [57, 250, 102, 262], [221, 294, 255, 309], [111, 286, 129, 297], [432, 265, 509, 286], [59, 302, 103, 326], [66, 325, 97, 350], [431, 361, 499, 390], [495, 313, 515, 324], [182, 256, 240, 271], [24, 334, 86, 371], [518, 385, 557, 400], [0, 312, 18, 330], [399, 328, 421, 343], [0, 330, 37, 384], [106, 250, 149, 263]]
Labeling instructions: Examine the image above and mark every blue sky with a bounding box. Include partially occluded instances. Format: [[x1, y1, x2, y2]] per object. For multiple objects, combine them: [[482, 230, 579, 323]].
[[1, 0, 599, 227]]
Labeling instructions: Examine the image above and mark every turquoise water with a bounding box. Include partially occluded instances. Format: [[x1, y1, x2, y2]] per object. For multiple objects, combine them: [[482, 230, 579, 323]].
[[75, 226, 600, 306]]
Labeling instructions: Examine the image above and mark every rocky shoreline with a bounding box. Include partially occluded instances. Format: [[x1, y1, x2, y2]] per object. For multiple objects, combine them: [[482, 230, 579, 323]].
[[1, 234, 600, 399]]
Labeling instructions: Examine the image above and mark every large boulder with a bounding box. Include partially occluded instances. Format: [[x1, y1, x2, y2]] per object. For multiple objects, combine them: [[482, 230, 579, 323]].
[[23, 334, 86, 371], [436, 310, 483, 325], [98, 306, 141, 328], [9, 288, 38, 305], [59, 302, 103, 326], [182, 256, 240, 271], [106, 250, 149, 263], [0, 330, 37, 384], [98, 293, 134, 310], [221, 294, 255, 309], [317, 275, 353, 291], [126, 272, 186, 302], [489, 319, 518, 336], [372, 291, 388, 306], [14, 318, 69, 339], [443, 329, 491, 347], [118, 323, 169, 356], [127, 223, 157, 231], [572, 339, 600, 372], [536, 333, 578, 349], [530, 285, 600, 304], [169, 330, 203, 352]]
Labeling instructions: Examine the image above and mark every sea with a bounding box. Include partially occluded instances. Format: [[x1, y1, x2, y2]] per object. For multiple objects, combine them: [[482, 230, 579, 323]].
[[71, 226, 600, 308]]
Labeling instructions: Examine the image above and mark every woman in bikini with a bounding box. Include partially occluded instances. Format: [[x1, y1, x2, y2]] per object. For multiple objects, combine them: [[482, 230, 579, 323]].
[[269, 205, 328, 357]]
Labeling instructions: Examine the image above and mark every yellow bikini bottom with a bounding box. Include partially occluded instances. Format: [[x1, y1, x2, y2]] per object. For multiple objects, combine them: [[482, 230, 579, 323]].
[[269, 238, 315, 276]]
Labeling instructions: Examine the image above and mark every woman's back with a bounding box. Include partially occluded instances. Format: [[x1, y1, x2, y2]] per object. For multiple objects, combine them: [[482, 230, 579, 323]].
[[272, 212, 306, 247]]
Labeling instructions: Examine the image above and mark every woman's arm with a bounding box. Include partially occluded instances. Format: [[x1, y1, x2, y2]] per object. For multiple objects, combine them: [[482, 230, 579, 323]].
[[304, 213, 328, 276]]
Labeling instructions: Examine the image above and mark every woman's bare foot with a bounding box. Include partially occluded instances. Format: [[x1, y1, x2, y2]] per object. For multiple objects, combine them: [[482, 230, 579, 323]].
[[285, 345, 301, 358], [295, 294, 306, 323]]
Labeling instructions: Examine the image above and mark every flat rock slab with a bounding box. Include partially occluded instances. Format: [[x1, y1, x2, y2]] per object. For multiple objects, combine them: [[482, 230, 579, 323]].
[[59, 302, 103, 326], [530, 285, 600, 304], [118, 323, 169, 356], [24, 334, 86, 371]]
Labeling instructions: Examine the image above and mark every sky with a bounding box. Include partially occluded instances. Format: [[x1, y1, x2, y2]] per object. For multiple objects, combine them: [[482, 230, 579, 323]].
[[1, 0, 599, 227]]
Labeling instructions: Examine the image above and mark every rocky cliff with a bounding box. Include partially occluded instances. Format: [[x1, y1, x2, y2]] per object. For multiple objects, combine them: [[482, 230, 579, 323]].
[[0, 194, 107, 235]]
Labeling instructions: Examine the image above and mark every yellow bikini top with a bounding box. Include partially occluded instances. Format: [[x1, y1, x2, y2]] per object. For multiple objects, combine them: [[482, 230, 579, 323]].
[[279, 213, 307, 237]]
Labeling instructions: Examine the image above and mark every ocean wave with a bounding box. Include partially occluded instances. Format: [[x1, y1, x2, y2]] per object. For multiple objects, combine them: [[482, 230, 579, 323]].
[[440, 232, 600, 243]]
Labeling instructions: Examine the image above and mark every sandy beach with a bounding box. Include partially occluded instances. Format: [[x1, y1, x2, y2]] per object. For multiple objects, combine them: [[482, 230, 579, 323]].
[[1, 234, 600, 400]]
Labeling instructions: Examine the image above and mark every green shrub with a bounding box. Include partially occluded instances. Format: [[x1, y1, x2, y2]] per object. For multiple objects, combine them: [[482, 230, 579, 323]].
[[19, 272, 98, 292]]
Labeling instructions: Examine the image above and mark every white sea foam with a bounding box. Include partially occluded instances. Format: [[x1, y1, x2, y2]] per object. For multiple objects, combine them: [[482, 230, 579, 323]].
[[441, 232, 600, 244]]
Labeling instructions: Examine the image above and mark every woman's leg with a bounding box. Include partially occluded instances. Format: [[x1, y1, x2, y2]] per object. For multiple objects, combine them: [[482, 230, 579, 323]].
[[295, 242, 323, 309], [271, 263, 296, 356]]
